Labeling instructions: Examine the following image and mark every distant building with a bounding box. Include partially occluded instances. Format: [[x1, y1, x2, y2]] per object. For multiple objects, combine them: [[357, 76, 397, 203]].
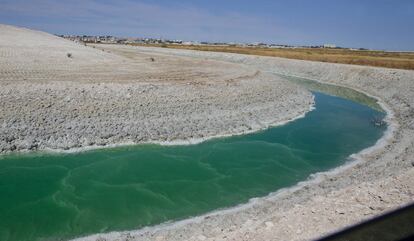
[[58, 34, 345, 50], [323, 44, 337, 48]]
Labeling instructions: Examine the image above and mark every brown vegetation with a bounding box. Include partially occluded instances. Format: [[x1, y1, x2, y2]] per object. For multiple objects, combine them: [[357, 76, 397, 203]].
[[131, 44, 414, 70]]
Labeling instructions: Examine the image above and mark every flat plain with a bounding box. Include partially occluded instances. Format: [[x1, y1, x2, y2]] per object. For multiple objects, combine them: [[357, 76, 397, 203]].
[[131, 43, 414, 70]]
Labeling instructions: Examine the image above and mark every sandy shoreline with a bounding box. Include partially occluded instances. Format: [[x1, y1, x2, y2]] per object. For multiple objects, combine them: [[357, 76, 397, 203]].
[[0, 24, 313, 154], [27, 99, 315, 155], [71, 47, 414, 241]]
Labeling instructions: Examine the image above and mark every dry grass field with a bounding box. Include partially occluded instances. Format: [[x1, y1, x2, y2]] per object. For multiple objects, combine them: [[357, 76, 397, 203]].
[[131, 44, 414, 70]]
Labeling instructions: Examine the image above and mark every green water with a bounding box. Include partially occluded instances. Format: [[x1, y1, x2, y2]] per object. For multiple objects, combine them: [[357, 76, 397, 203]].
[[0, 92, 386, 241], [277, 74, 384, 112]]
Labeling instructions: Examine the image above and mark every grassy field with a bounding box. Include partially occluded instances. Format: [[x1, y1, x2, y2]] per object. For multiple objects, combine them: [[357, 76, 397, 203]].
[[131, 44, 414, 70]]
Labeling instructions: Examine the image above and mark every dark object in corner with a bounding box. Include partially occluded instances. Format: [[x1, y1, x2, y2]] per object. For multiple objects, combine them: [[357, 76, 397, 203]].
[[150, 57, 155, 62], [67, 53, 72, 58], [316, 202, 414, 241]]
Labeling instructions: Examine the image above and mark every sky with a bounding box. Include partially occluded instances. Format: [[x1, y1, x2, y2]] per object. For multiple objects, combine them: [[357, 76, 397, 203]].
[[0, 0, 413, 51]]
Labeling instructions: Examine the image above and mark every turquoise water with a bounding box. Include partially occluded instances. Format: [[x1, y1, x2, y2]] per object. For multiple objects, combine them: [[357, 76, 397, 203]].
[[0, 92, 386, 241]]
